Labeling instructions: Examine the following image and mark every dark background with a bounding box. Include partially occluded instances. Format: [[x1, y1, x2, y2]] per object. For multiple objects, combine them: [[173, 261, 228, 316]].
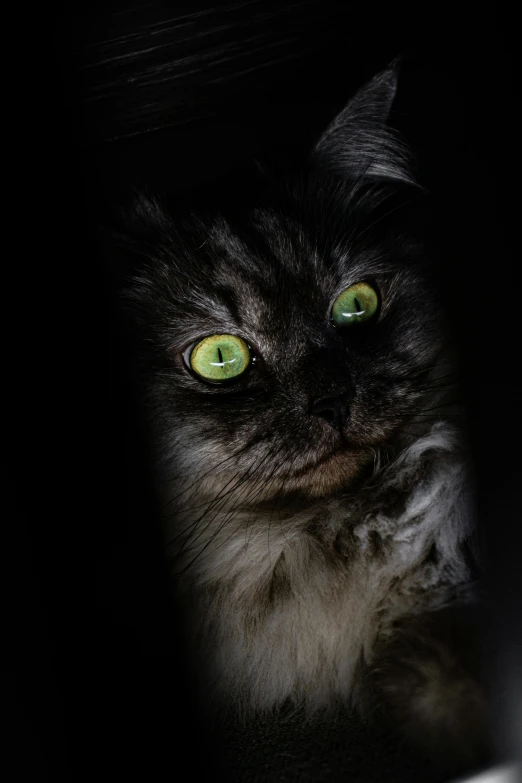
[[19, 3, 518, 781]]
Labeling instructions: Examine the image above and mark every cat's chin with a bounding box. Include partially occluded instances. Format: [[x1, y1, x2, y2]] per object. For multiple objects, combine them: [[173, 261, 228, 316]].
[[177, 446, 375, 513], [291, 449, 374, 498], [285, 423, 428, 499]]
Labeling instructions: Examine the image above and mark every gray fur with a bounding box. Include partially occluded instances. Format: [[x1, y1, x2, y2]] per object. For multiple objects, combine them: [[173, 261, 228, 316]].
[[121, 61, 484, 767], [164, 422, 476, 716]]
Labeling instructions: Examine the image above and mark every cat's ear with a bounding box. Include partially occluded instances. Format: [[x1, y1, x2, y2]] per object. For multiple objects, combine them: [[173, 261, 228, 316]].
[[312, 58, 415, 186]]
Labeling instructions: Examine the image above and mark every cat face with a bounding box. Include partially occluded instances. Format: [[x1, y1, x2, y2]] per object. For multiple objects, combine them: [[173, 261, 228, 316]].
[[122, 62, 449, 504]]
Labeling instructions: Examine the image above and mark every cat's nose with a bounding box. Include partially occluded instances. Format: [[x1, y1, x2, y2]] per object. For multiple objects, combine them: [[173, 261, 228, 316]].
[[310, 393, 352, 431]]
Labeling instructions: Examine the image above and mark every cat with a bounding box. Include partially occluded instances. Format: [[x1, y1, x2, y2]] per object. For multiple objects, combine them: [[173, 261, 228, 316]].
[[115, 60, 487, 771]]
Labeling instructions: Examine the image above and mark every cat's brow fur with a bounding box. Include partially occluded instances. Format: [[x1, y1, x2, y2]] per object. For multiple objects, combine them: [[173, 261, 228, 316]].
[[118, 62, 485, 770]]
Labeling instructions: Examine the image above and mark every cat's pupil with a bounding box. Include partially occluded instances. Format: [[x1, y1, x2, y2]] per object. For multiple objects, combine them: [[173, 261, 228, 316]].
[[217, 347, 223, 364], [354, 297, 361, 312]]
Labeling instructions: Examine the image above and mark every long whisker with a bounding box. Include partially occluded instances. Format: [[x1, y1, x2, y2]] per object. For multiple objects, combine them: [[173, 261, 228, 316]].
[[200, 447, 290, 564], [161, 426, 270, 504], [174, 441, 284, 561], [168, 449, 267, 556], [184, 446, 290, 570]]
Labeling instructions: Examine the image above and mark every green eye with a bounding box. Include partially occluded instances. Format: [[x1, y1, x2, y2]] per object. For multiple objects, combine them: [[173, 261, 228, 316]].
[[187, 334, 251, 382], [332, 282, 379, 327]]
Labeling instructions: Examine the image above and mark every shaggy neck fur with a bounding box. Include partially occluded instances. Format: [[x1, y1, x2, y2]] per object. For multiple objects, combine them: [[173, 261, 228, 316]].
[[163, 421, 476, 716]]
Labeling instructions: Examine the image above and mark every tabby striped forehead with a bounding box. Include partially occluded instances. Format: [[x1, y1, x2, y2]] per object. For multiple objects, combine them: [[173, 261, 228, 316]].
[[161, 209, 406, 359]]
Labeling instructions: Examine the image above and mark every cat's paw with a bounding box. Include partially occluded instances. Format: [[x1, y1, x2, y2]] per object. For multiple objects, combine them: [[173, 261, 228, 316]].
[[361, 609, 490, 772]]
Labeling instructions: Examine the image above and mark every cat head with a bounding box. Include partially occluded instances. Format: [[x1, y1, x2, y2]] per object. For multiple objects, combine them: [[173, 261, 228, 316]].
[[119, 61, 449, 506]]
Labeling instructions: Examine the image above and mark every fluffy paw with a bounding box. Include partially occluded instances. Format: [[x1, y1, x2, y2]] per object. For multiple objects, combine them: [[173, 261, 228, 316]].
[[361, 609, 490, 772]]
